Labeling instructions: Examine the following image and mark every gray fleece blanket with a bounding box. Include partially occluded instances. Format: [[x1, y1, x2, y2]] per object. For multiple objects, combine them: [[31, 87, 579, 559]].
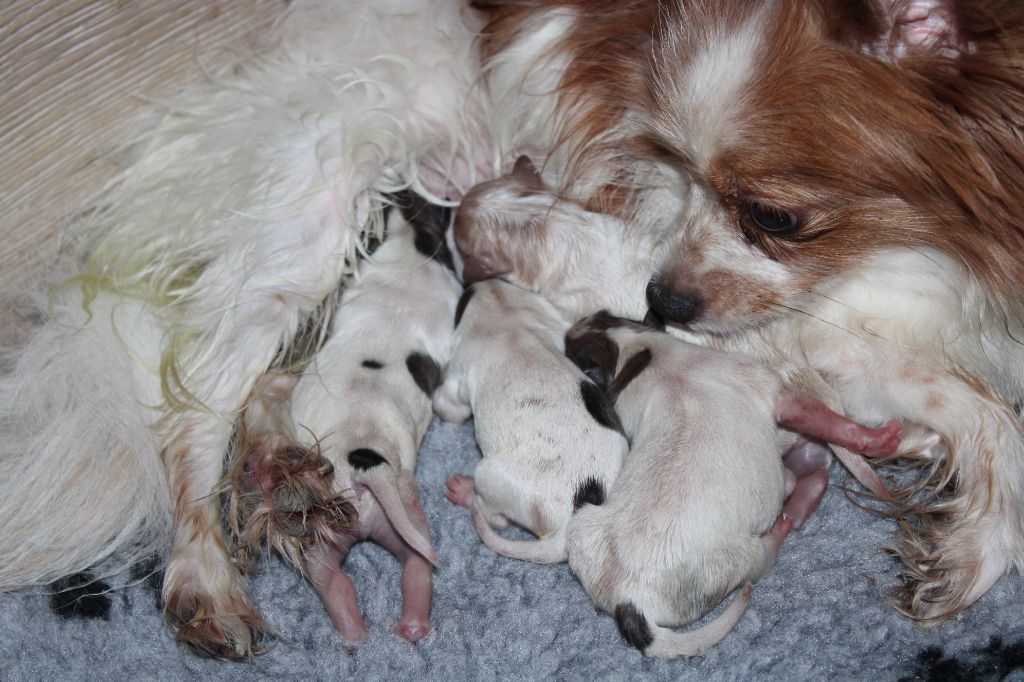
[[0, 414, 1021, 681]]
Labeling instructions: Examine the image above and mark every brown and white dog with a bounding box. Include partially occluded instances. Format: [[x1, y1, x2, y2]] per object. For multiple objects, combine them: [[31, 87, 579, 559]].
[[470, 0, 1024, 624]]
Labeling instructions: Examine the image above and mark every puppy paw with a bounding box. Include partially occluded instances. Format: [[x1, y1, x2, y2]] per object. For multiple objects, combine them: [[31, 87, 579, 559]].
[[445, 474, 476, 508], [395, 618, 431, 643]]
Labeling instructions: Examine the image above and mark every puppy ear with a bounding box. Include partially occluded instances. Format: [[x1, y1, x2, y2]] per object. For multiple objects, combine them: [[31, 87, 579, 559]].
[[512, 155, 545, 191], [869, 0, 964, 61]]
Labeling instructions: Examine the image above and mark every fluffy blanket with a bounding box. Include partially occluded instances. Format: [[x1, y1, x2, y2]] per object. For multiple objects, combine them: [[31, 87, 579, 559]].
[[0, 417, 1020, 680]]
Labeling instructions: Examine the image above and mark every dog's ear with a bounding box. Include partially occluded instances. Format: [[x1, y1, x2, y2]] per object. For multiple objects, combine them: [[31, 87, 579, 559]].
[[565, 316, 620, 391], [512, 155, 546, 191], [869, 0, 964, 61]]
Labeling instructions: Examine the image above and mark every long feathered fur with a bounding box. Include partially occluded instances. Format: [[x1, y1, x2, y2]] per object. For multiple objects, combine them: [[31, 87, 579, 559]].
[[0, 0, 489, 657]]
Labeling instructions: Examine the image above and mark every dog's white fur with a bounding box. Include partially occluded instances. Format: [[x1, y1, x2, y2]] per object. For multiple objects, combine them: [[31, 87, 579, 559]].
[[0, 0, 490, 657], [434, 278, 628, 564], [453, 156, 659, 320]]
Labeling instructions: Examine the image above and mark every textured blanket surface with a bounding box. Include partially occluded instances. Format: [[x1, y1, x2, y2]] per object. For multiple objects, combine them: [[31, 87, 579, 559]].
[[1, 416, 1022, 681]]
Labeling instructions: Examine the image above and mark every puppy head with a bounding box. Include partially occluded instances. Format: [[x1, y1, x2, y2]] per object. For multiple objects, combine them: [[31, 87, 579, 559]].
[[640, 0, 1024, 334], [453, 155, 551, 285], [453, 156, 624, 293]]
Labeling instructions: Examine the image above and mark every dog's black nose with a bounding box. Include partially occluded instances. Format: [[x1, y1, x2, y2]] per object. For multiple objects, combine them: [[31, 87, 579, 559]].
[[646, 279, 701, 323]]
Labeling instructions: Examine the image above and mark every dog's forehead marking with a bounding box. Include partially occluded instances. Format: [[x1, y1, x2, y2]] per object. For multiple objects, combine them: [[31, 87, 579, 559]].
[[659, 10, 767, 168]]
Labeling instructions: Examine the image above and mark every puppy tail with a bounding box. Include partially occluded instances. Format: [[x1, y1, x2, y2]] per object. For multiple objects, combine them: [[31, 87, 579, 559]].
[[616, 583, 752, 659], [353, 462, 437, 566], [0, 290, 171, 590], [470, 502, 567, 564]]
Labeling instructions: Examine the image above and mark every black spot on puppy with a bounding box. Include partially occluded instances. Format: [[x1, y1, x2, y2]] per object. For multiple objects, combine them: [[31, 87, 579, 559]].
[[348, 448, 386, 470], [609, 348, 653, 401], [361, 359, 384, 369], [573, 477, 607, 511], [455, 285, 476, 327], [389, 189, 455, 271], [406, 352, 442, 396], [565, 318, 620, 389], [580, 381, 624, 433], [614, 602, 653, 652], [49, 572, 112, 620]]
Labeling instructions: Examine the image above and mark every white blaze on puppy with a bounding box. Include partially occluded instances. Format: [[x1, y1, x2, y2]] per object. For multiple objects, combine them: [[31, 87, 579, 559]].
[[434, 279, 628, 564], [563, 313, 901, 659], [239, 198, 460, 645]]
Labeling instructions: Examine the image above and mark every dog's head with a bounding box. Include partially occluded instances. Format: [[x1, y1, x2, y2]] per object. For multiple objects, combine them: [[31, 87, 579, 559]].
[[639, 0, 1024, 334]]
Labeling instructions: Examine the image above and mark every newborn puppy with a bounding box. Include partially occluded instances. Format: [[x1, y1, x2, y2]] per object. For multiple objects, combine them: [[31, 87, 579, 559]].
[[435, 278, 628, 564], [230, 193, 460, 645], [452, 155, 656, 320], [563, 313, 901, 659]]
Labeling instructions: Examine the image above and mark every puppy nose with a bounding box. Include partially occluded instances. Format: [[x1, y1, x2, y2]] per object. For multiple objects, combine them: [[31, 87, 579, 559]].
[[646, 279, 701, 323], [461, 252, 510, 284]]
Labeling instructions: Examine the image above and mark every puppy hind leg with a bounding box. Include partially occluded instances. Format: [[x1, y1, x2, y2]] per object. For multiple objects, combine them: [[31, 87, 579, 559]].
[[304, 544, 369, 648], [776, 390, 902, 456], [371, 470, 434, 642]]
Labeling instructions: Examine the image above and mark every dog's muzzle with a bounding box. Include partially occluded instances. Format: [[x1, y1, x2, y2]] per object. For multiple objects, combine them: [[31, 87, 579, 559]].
[[646, 279, 701, 324]]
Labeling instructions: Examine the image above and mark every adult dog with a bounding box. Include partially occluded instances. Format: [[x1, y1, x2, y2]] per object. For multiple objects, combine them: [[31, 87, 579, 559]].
[[1, 0, 1021, 658]]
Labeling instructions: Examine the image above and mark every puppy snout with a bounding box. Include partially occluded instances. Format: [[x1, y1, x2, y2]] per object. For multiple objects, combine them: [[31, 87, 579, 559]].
[[461, 251, 510, 284], [646, 279, 701, 324]]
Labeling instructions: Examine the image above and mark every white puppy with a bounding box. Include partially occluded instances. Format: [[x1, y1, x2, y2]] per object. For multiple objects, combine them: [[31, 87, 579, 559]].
[[229, 194, 461, 645], [562, 313, 902, 659], [435, 278, 628, 564], [453, 155, 657, 320]]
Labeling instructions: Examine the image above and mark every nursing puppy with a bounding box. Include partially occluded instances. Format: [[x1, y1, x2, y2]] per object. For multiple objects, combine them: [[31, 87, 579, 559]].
[[473, 0, 1024, 622], [229, 194, 461, 644], [563, 313, 902, 658], [435, 278, 628, 564]]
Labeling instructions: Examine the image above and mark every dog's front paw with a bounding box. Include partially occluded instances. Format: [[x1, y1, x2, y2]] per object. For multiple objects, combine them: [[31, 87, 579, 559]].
[[227, 440, 357, 569], [163, 573, 272, 659]]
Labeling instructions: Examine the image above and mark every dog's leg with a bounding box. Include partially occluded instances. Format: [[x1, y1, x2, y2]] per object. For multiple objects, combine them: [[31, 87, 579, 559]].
[[846, 361, 1024, 621], [161, 198, 362, 658]]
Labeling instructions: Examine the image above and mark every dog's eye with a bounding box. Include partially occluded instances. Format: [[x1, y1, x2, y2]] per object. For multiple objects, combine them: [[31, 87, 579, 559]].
[[741, 200, 800, 236]]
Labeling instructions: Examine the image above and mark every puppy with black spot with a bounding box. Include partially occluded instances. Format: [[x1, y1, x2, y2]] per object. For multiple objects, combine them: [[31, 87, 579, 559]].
[[563, 312, 902, 659], [435, 278, 628, 565], [231, 192, 460, 645]]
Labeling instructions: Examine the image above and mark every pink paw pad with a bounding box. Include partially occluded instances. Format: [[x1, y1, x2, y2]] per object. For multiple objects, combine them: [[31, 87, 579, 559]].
[[445, 474, 476, 508]]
